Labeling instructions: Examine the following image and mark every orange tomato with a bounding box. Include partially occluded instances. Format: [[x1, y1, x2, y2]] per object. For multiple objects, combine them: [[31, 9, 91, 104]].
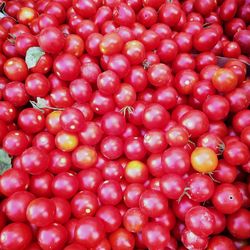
[[191, 147, 218, 173], [125, 160, 148, 183], [55, 130, 79, 152]]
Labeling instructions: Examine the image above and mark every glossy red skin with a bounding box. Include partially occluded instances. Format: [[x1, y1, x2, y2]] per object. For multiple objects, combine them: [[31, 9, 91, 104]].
[[71, 191, 98, 218], [51, 197, 71, 224], [157, 39, 178, 63], [60, 107, 85, 133], [5, 191, 34, 222], [97, 70, 120, 95], [38, 27, 65, 54], [160, 173, 185, 200], [18, 108, 45, 134], [212, 183, 243, 214], [185, 206, 215, 237], [213, 160, 237, 183], [143, 130, 167, 153], [98, 180, 123, 205], [113, 3, 136, 27], [32, 131, 55, 153], [77, 168, 103, 193], [37, 223, 68, 250], [139, 189, 168, 218], [202, 95, 230, 121], [3, 130, 29, 156], [74, 217, 105, 248], [0, 223, 32, 250], [96, 205, 122, 232], [26, 198, 56, 227], [162, 147, 190, 175], [109, 228, 135, 250], [52, 172, 79, 199], [44, 2, 66, 24], [20, 147, 49, 175], [193, 28, 220, 52], [143, 103, 170, 130], [179, 110, 209, 138], [207, 207, 226, 234], [226, 88, 249, 112], [124, 136, 146, 160], [142, 222, 170, 250], [223, 141, 250, 165], [29, 171, 53, 197], [207, 236, 236, 250], [90, 91, 115, 115], [3, 57, 28, 82], [181, 229, 208, 250], [53, 53, 81, 81], [219, 0, 238, 21], [232, 110, 250, 133], [123, 183, 145, 208], [187, 173, 215, 202], [227, 208, 250, 239]]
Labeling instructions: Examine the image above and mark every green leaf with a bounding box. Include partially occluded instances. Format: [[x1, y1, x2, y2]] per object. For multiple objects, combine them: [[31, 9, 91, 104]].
[[25, 47, 45, 69], [0, 149, 12, 175]]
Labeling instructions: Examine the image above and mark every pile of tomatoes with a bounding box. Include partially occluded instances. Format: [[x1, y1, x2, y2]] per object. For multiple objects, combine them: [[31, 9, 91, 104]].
[[0, 0, 250, 249]]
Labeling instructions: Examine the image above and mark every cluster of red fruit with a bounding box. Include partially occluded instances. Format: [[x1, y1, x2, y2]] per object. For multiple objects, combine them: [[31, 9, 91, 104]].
[[0, 0, 250, 249]]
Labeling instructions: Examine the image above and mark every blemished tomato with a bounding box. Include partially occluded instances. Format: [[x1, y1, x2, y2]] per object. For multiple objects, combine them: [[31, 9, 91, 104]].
[[186, 173, 215, 202], [191, 147, 218, 173], [185, 206, 215, 237], [212, 183, 243, 214]]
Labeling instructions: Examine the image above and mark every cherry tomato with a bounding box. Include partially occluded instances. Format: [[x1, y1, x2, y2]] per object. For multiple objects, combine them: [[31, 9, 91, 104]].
[[37, 223, 68, 250], [212, 183, 243, 214], [74, 217, 105, 248], [26, 197, 55, 227], [3, 58, 28, 82], [191, 147, 218, 173], [0, 223, 32, 250]]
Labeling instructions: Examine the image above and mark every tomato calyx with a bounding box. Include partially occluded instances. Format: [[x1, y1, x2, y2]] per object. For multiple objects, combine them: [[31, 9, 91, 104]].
[[120, 106, 134, 116], [177, 187, 192, 203], [25, 47, 45, 69], [0, 149, 12, 174], [142, 60, 151, 70], [30, 97, 64, 113], [0, 2, 16, 21], [207, 171, 220, 183]]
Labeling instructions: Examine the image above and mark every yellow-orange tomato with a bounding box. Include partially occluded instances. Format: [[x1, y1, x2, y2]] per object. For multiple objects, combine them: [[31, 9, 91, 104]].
[[17, 7, 38, 25], [99, 33, 124, 55], [72, 145, 97, 169], [55, 130, 79, 152], [212, 68, 238, 93], [191, 147, 218, 173], [125, 160, 148, 183], [45, 111, 62, 135]]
